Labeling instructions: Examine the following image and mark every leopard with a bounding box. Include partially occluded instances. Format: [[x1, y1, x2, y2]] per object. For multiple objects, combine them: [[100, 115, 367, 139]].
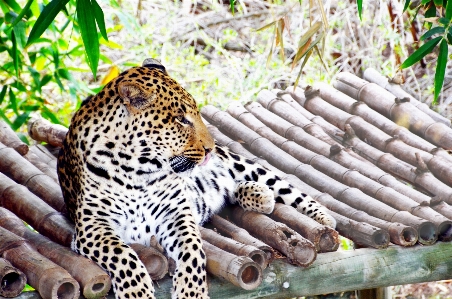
[[57, 58, 336, 299]]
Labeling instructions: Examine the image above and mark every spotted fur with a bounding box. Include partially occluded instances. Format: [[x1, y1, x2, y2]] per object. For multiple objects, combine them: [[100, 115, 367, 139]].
[[58, 58, 335, 299]]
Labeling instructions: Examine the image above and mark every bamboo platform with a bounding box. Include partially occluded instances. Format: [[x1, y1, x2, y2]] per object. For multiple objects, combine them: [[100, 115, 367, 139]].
[[2, 69, 452, 299]]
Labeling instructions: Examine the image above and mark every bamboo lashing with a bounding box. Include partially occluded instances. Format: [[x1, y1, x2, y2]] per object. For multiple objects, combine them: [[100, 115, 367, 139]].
[[0, 258, 26, 298], [0, 227, 80, 299], [363, 68, 451, 127], [0, 207, 111, 298], [334, 72, 452, 150]]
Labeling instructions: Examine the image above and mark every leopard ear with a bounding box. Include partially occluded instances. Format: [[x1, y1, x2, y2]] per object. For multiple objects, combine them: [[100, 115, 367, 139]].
[[118, 82, 155, 112]]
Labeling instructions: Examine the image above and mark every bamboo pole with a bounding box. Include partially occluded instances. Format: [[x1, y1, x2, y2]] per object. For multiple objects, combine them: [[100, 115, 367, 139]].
[[0, 142, 67, 214], [239, 101, 452, 241], [315, 82, 451, 160], [328, 211, 389, 249], [0, 172, 74, 247], [29, 145, 58, 170], [363, 68, 451, 127], [334, 72, 452, 149], [341, 124, 452, 206], [0, 257, 26, 298], [28, 116, 68, 148], [228, 103, 438, 244], [199, 227, 268, 269], [128, 244, 168, 280], [204, 119, 417, 246], [23, 151, 59, 183], [202, 240, 263, 290], [257, 90, 436, 206], [0, 207, 112, 298], [293, 86, 452, 189], [209, 215, 274, 261], [270, 203, 339, 253], [209, 104, 435, 245], [0, 227, 80, 299], [230, 206, 317, 267], [0, 120, 28, 155]]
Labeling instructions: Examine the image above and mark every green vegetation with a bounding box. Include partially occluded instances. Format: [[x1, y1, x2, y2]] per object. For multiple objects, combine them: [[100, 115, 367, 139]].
[[0, 0, 449, 137]]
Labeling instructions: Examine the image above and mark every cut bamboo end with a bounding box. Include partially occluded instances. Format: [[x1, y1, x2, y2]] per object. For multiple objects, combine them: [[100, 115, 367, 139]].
[[416, 222, 438, 245], [437, 221, 452, 241], [0, 258, 26, 298], [387, 224, 417, 247], [80, 276, 111, 299], [203, 241, 262, 290], [129, 243, 168, 280], [37, 275, 80, 299]]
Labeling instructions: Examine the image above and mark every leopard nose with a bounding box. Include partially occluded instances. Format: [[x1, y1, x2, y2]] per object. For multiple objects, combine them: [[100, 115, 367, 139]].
[[204, 147, 212, 154]]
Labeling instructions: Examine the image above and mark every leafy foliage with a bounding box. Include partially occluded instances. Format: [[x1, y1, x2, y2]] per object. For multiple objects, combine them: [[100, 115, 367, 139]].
[[400, 0, 452, 103], [0, 0, 109, 131]]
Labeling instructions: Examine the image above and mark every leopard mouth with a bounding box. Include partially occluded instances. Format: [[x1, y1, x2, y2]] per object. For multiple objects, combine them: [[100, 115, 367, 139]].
[[199, 152, 211, 166]]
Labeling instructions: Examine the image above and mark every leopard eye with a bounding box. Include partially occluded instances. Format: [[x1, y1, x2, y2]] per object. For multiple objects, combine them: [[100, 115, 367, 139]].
[[176, 115, 192, 126]]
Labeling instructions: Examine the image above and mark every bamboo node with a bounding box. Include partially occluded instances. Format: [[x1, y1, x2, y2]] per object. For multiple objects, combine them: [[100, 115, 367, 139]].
[[394, 97, 410, 104], [304, 86, 320, 100], [329, 144, 342, 156], [414, 152, 429, 173]]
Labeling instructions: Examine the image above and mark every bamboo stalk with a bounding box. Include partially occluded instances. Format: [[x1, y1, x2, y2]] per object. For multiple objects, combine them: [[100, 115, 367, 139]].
[[239, 101, 452, 241], [0, 120, 28, 155], [363, 68, 451, 127], [199, 227, 268, 269], [0, 172, 74, 247], [334, 72, 452, 150], [209, 215, 274, 261], [296, 86, 452, 189], [274, 89, 374, 165], [0, 227, 80, 299], [23, 151, 59, 183], [315, 82, 450, 158], [29, 145, 58, 171], [0, 207, 111, 298], [0, 257, 26, 298], [328, 210, 390, 249], [0, 142, 67, 214], [203, 240, 263, 290], [230, 206, 317, 267], [28, 116, 68, 148], [257, 90, 434, 207], [270, 203, 339, 253], [216, 103, 435, 245], [128, 244, 168, 280], [204, 121, 417, 246], [342, 124, 452, 206]]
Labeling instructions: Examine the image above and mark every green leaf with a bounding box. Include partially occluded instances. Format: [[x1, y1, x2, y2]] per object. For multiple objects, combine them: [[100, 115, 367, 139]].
[[403, 0, 411, 11], [9, 0, 34, 28], [27, 0, 69, 46], [400, 36, 441, 69], [420, 26, 445, 40], [434, 39, 448, 103], [11, 30, 19, 77], [0, 85, 8, 106], [92, 0, 108, 41], [438, 17, 450, 25], [41, 106, 61, 124], [447, 0, 452, 19], [357, 0, 363, 20], [11, 112, 30, 130], [447, 33, 452, 44], [12, 20, 26, 49], [77, 0, 99, 78], [230, 0, 236, 15], [8, 88, 18, 115], [3, 0, 21, 13]]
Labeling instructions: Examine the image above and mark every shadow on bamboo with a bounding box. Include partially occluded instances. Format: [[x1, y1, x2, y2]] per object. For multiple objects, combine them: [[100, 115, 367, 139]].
[[129, 243, 168, 280]]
